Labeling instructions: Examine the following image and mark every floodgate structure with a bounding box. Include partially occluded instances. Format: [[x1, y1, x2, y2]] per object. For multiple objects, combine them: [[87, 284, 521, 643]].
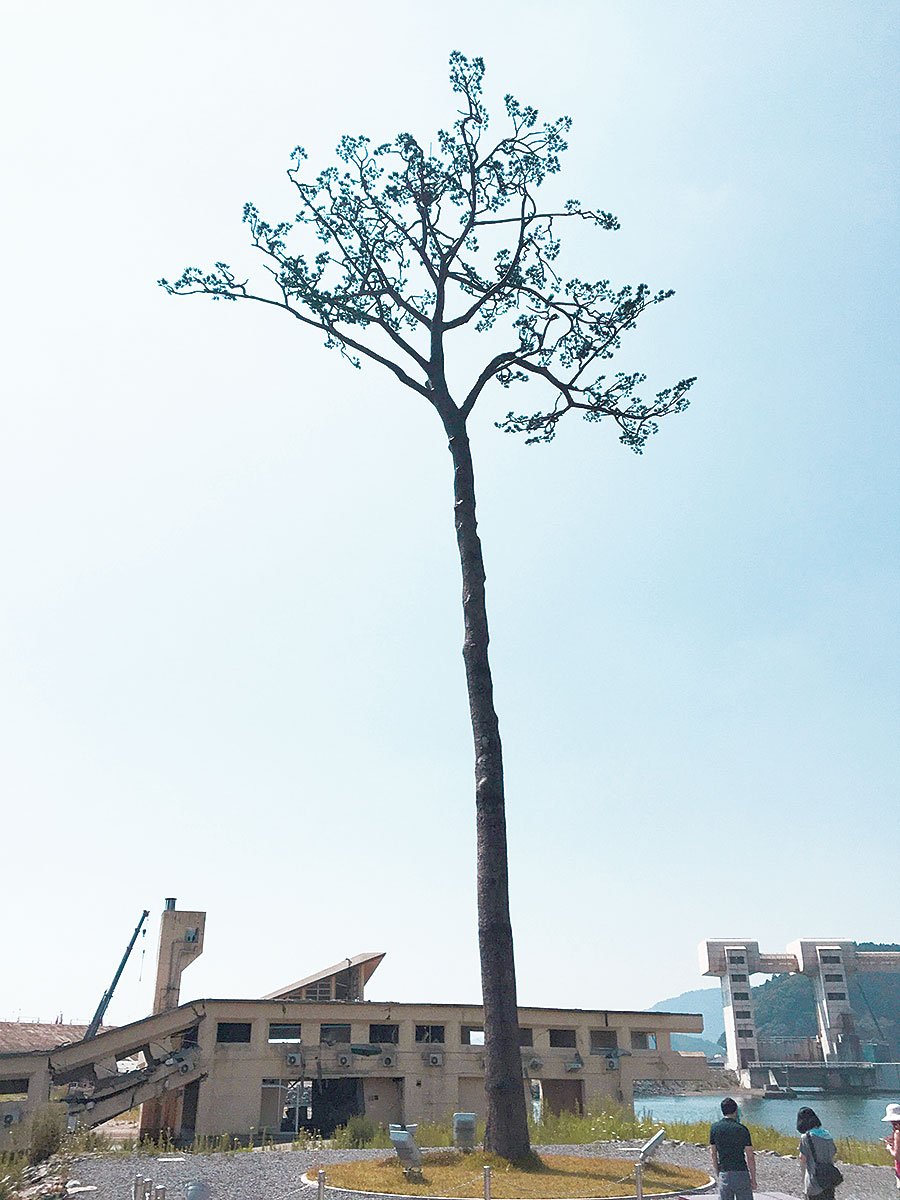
[[703, 938, 900, 1092], [0, 900, 708, 1146]]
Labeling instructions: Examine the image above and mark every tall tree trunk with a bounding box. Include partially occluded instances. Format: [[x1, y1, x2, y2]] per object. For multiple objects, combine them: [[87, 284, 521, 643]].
[[445, 415, 531, 1162]]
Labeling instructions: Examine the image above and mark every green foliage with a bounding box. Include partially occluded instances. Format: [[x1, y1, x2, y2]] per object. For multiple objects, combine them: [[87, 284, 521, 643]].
[[161, 52, 693, 452], [750, 967, 900, 1055], [752, 973, 817, 1036], [63, 1124, 111, 1155], [330, 1115, 378, 1148], [25, 1103, 65, 1166]]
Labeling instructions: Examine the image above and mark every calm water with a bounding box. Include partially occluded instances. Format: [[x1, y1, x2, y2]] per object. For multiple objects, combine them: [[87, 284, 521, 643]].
[[636, 1093, 898, 1142]]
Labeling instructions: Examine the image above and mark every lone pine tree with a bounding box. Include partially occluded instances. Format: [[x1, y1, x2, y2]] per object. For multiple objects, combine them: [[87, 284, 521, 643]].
[[162, 52, 694, 1161]]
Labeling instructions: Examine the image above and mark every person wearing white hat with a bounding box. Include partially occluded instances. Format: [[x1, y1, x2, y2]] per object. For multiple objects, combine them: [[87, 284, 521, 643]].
[[883, 1103, 900, 1190]]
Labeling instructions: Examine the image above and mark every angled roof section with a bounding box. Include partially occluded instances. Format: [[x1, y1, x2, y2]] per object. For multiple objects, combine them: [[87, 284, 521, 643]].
[[263, 952, 385, 1002]]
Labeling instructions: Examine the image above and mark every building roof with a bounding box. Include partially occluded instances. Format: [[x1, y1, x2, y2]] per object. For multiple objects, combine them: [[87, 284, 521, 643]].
[[263, 952, 385, 1001], [0, 1023, 110, 1054]]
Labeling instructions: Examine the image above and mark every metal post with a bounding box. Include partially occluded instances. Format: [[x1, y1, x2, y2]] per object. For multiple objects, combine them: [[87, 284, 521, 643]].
[[634, 1161, 643, 1200], [154, 1189, 166, 1200], [483, 1165, 491, 1200], [317, 1168, 326, 1200], [132, 1176, 143, 1200], [142, 1180, 154, 1200]]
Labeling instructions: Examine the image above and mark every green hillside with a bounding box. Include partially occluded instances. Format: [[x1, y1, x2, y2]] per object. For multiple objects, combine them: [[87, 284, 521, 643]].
[[752, 944, 900, 1055]]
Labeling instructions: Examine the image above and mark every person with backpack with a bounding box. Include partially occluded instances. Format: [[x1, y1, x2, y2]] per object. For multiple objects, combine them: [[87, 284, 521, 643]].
[[797, 1106, 842, 1197], [882, 1102, 900, 1191]]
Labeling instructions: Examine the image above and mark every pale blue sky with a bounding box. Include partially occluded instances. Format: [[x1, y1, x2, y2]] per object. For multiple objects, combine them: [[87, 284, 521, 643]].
[[1, 1, 897, 1029]]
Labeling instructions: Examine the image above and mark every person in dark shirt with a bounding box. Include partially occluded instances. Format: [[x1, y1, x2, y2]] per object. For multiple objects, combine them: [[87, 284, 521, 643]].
[[710, 1096, 756, 1199]]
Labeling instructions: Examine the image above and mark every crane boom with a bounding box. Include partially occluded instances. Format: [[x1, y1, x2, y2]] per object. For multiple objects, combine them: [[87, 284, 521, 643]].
[[84, 909, 150, 1040]]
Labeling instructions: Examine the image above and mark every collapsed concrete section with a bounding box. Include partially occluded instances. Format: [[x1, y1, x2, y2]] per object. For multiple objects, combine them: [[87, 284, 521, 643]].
[[1, 902, 709, 1146]]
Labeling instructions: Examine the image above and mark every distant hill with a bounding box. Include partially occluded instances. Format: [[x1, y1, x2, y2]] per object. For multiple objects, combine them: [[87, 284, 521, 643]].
[[752, 944, 900, 1054], [650, 988, 725, 1040]]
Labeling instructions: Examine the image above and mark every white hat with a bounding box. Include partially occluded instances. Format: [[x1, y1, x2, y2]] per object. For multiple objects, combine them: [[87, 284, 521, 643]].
[[882, 1103, 900, 1123]]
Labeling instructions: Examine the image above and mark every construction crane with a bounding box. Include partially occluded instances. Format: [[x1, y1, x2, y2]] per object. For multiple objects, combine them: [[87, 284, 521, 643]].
[[84, 909, 150, 1040]]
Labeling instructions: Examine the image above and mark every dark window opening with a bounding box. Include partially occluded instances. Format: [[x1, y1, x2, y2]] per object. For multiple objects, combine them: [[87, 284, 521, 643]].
[[827, 992, 847, 1001], [217, 1022, 252, 1044], [728, 955, 746, 963], [821, 954, 841, 964], [732, 992, 750, 1000], [369, 1024, 399, 1044], [269, 1023, 302, 1043], [518, 1028, 533, 1047], [185, 927, 199, 943], [590, 1029, 618, 1053], [630, 1031, 657, 1050], [461, 1026, 485, 1046], [319, 1024, 351, 1046], [549, 1029, 577, 1049], [731, 973, 748, 982], [824, 974, 844, 983], [0, 1079, 29, 1099], [415, 1025, 444, 1044], [180, 1025, 200, 1051], [738, 1029, 754, 1039], [735, 1011, 752, 1020]]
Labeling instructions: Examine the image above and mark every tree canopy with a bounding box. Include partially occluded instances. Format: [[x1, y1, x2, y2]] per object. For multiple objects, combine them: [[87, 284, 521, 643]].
[[161, 52, 694, 450]]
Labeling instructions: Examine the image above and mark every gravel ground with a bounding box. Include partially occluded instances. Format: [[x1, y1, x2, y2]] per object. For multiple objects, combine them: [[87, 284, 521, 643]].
[[66, 1141, 899, 1200]]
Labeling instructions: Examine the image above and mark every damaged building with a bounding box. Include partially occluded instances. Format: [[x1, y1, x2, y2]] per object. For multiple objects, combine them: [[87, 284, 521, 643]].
[[0, 900, 708, 1145]]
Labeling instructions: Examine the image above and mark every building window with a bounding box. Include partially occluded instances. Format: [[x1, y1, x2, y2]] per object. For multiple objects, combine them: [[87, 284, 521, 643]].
[[549, 1029, 577, 1049], [461, 1026, 485, 1046], [738, 1029, 754, 1039], [728, 955, 746, 964], [732, 992, 750, 1000], [821, 954, 841, 964], [630, 1032, 657, 1051], [735, 1011, 752, 1020], [319, 1024, 351, 1046], [730, 973, 748, 982], [824, 974, 844, 983], [415, 1025, 445, 1044], [590, 1029, 618, 1053], [369, 1024, 399, 1044], [827, 992, 846, 1001], [518, 1028, 533, 1047], [0, 1079, 28, 1099], [217, 1022, 252, 1044], [268, 1023, 302, 1043]]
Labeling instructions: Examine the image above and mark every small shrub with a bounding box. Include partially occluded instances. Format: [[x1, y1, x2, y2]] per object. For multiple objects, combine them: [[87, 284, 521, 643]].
[[27, 1104, 66, 1166], [333, 1115, 378, 1148]]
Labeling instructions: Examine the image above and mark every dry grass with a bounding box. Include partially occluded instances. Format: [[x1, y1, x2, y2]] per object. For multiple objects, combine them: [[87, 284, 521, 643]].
[[314, 1151, 710, 1197]]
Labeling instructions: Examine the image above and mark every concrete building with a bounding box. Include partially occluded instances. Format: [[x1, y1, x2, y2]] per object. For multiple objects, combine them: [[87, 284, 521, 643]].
[[0, 902, 708, 1146]]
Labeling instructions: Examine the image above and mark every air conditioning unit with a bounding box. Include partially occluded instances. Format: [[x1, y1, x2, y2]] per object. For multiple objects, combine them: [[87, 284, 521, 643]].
[[382, 1053, 396, 1067], [427, 1052, 443, 1067], [286, 1052, 302, 1068], [605, 1055, 618, 1071], [528, 1057, 542, 1072], [338, 1053, 352, 1067]]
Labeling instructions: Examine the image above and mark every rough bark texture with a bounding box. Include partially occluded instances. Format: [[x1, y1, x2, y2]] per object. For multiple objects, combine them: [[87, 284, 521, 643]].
[[444, 412, 531, 1161]]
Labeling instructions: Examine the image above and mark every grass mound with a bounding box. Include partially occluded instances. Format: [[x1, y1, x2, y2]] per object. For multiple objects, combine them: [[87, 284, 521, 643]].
[[315, 1151, 710, 1197]]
